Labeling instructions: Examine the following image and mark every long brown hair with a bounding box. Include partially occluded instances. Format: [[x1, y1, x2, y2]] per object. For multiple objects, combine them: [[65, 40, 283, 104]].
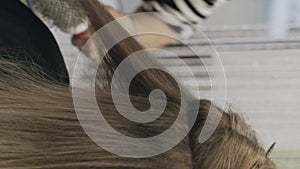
[[0, 1, 276, 168]]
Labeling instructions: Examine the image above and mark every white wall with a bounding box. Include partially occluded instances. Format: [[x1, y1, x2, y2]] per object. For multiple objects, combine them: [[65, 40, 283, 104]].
[[204, 0, 267, 26], [100, 0, 142, 13]]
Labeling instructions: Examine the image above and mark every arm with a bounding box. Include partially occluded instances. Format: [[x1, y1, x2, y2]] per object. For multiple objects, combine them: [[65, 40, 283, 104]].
[[139, 0, 229, 38]]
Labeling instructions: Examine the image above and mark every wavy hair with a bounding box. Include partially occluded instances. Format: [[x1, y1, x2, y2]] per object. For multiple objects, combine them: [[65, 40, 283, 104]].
[[0, 0, 276, 168]]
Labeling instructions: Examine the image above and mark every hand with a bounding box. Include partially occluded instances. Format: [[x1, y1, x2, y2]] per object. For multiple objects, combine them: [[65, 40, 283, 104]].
[[71, 5, 125, 49], [71, 6, 126, 62]]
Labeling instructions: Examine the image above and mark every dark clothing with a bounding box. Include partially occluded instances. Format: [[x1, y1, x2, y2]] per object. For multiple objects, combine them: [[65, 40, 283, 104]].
[[0, 0, 69, 84]]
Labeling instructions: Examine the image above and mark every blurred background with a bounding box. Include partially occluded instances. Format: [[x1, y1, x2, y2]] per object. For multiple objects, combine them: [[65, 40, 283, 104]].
[[50, 0, 300, 168], [102, 0, 300, 26]]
